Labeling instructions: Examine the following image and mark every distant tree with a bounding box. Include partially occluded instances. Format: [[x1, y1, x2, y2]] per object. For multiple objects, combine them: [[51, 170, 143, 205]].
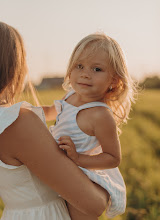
[[35, 77, 64, 90], [140, 75, 160, 89]]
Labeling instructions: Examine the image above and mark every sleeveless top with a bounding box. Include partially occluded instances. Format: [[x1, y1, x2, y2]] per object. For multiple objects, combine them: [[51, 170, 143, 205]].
[[50, 90, 126, 218], [0, 101, 71, 220]]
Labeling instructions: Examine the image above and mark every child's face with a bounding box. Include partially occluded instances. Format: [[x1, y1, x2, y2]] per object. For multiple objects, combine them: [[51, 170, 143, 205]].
[[70, 47, 114, 101]]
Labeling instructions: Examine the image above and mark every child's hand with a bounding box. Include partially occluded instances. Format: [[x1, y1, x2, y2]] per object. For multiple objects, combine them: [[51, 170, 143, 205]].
[[58, 136, 79, 164]]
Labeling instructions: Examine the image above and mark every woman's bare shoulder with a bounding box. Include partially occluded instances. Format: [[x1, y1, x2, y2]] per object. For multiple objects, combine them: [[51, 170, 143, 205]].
[[18, 107, 46, 130], [2, 107, 46, 141], [0, 108, 37, 137], [0, 107, 55, 159]]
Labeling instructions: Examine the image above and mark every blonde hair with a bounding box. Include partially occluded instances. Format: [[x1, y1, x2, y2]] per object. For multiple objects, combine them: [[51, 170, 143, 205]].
[[63, 33, 137, 127], [0, 22, 39, 106]]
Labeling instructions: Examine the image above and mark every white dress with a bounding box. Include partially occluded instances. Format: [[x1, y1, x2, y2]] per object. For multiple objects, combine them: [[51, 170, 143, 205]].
[[0, 102, 71, 220], [50, 90, 126, 219]]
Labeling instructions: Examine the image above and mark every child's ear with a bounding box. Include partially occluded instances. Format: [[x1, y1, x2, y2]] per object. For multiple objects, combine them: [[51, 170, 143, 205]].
[[111, 75, 120, 89]]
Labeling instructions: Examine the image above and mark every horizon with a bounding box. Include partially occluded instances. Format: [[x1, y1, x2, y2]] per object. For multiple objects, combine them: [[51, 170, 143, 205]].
[[34, 71, 160, 86]]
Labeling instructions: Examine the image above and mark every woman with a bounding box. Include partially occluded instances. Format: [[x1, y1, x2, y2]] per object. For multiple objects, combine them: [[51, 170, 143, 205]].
[[0, 22, 109, 220]]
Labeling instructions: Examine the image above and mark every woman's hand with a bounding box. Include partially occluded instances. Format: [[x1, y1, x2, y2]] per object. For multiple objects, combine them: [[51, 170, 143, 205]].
[[58, 136, 79, 164]]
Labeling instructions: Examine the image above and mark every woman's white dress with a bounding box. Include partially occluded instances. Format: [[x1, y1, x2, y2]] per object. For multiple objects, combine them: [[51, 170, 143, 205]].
[[0, 102, 71, 220]]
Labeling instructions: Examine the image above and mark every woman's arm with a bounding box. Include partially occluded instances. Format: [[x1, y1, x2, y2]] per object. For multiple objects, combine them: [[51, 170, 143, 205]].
[[0, 108, 109, 217]]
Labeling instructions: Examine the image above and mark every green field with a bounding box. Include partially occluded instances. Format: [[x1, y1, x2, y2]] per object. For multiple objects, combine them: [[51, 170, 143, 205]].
[[0, 89, 160, 220]]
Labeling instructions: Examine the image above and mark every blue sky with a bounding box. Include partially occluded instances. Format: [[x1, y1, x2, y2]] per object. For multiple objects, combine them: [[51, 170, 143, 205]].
[[0, 0, 160, 84]]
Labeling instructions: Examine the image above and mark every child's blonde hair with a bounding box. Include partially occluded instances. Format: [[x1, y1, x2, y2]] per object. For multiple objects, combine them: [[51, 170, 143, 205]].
[[63, 33, 136, 127], [0, 22, 39, 106]]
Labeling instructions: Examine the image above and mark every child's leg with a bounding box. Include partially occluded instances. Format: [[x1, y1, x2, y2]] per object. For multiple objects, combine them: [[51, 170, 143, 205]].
[[67, 202, 98, 220]]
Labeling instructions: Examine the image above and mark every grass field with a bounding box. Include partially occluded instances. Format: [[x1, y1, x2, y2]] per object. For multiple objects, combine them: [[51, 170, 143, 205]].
[[0, 89, 160, 220]]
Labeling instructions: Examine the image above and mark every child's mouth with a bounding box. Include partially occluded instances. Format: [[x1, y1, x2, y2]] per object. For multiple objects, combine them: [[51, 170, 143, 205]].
[[78, 83, 92, 87]]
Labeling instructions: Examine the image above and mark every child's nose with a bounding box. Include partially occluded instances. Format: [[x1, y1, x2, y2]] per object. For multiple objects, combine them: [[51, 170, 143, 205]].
[[80, 70, 91, 78]]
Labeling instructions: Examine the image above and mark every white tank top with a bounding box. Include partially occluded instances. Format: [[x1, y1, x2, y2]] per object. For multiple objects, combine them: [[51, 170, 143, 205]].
[[50, 90, 126, 218]]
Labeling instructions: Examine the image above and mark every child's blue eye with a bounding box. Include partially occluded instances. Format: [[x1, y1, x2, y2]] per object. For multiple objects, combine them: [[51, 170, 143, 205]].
[[93, 67, 102, 72], [77, 64, 83, 69]]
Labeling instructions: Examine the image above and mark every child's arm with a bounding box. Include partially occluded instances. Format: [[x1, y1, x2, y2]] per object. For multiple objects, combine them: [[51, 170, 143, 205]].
[[42, 94, 67, 122], [42, 105, 57, 121], [58, 108, 121, 170]]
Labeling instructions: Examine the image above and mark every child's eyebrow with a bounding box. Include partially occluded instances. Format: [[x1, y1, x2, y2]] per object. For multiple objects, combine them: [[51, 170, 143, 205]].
[[92, 63, 104, 65], [91, 63, 107, 68], [75, 59, 84, 63]]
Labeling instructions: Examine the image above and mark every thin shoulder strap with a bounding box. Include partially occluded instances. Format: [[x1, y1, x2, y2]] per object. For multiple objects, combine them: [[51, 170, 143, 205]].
[[77, 102, 113, 113], [64, 90, 75, 100]]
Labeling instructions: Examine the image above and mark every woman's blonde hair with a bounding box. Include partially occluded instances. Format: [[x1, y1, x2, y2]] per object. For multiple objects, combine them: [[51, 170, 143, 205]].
[[63, 33, 137, 127], [0, 22, 39, 106]]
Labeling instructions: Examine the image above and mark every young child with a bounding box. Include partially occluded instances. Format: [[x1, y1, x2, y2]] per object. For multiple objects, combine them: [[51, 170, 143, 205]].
[[43, 33, 135, 219]]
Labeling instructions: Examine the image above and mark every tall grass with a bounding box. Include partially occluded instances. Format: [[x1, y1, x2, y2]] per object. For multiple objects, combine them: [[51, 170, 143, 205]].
[[0, 89, 160, 220]]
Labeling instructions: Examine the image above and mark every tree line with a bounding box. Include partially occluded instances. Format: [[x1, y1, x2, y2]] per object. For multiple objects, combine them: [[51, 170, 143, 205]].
[[140, 75, 160, 89]]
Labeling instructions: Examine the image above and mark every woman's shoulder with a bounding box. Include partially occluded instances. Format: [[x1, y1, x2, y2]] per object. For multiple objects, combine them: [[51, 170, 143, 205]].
[[0, 102, 52, 164], [0, 102, 51, 168], [0, 101, 46, 134], [13, 107, 47, 142]]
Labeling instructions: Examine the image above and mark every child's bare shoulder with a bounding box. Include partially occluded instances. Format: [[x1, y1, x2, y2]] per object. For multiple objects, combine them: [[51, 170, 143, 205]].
[[91, 106, 116, 128]]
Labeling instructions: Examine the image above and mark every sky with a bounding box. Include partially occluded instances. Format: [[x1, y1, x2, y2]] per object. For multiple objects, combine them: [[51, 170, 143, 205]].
[[0, 0, 160, 84]]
